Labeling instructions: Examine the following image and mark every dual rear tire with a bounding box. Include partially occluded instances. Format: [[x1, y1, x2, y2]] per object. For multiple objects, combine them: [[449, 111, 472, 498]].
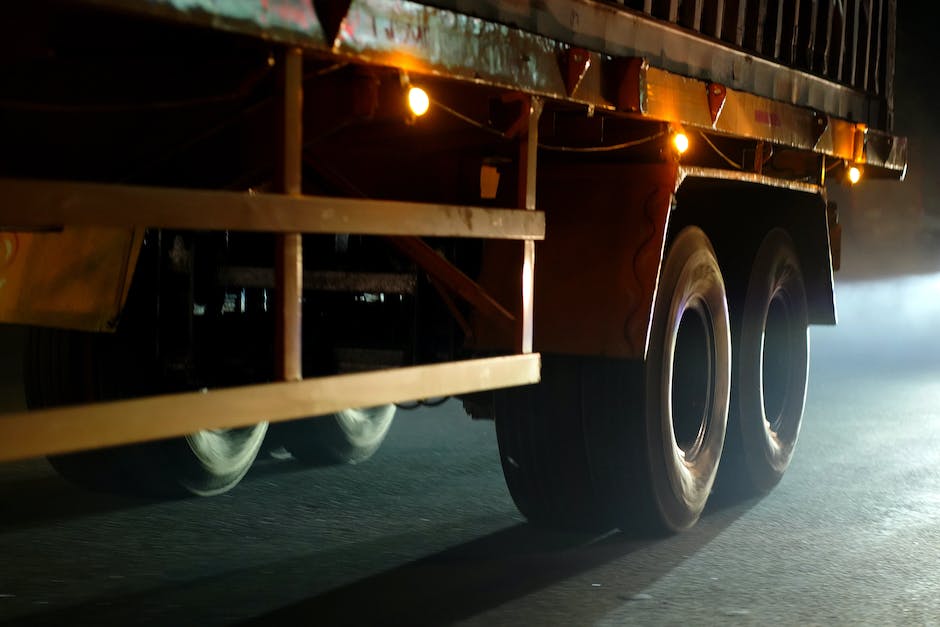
[[496, 226, 810, 533], [26, 329, 395, 495]]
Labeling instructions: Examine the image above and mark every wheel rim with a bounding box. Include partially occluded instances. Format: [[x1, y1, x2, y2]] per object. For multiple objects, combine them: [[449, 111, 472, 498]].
[[761, 290, 793, 432], [670, 296, 715, 462], [185, 426, 264, 472]]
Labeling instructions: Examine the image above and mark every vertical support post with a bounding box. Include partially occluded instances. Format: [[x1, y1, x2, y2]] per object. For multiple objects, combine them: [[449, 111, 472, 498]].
[[872, 0, 884, 94], [755, 0, 768, 53], [822, 0, 835, 75], [807, 0, 819, 71], [753, 141, 765, 174], [789, 0, 802, 66], [773, 0, 784, 60], [275, 48, 304, 381], [850, 0, 861, 85], [714, 0, 726, 38], [517, 97, 543, 355], [736, 0, 748, 46], [862, 0, 874, 90], [884, 0, 895, 129], [836, 0, 848, 81]]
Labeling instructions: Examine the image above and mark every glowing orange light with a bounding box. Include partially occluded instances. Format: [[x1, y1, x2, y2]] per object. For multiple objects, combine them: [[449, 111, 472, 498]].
[[672, 132, 690, 155], [408, 86, 430, 117], [848, 166, 862, 184]]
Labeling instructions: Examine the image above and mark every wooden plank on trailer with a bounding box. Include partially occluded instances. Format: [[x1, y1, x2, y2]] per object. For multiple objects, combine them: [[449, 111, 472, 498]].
[[0, 180, 545, 240], [0, 354, 541, 462]]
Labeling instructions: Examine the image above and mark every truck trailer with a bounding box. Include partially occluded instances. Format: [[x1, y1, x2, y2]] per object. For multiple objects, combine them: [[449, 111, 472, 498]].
[[0, 0, 907, 532]]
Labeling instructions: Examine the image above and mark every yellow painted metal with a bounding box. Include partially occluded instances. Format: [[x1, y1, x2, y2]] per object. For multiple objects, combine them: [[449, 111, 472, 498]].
[[0, 227, 142, 332], [644, 67, 865, 165], [0, 354, 541, 462]]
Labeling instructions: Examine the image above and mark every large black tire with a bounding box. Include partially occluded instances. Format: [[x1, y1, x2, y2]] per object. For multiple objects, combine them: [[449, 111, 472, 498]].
[[495, 356, 601, 529], [25, 328, 267, 497], [633, 226, 731, 530], [720, 228, 809, 494], [496, 227, 731, 533], [277, 405, 395, 466]]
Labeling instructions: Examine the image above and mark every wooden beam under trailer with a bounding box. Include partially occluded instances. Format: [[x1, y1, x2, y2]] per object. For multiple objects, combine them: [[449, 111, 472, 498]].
[[0, 180, 545, 241], [0, 354, 541, 463]]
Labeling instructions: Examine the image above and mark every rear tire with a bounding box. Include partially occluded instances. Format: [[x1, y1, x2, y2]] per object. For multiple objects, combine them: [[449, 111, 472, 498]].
[[277, 405, 396, 466], [607, 226, 730, 532], [25, 328, 266, 497], [496, 227, 731, 533], [495, 357, 599, 529], [720, 228, 809, 494]]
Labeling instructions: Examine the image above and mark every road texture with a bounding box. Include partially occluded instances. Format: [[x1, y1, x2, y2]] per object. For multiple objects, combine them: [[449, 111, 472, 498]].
[[3, 271, 940, 626]]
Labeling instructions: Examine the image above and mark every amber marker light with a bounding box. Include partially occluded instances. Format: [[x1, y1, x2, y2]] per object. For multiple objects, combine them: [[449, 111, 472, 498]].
[[848, 165, 862, 185], [408, 86, 430, 117], [672, 131, 690, 155]]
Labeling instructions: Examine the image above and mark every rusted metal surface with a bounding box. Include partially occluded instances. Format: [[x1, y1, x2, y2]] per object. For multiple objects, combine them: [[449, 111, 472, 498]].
[[417, 0, 887, 123], [0, 179, 546, 240], [0, 354, 541, 462], [473, 162, 678, 359], [69, 0, 905, 174], [0, 227, 142, 332]]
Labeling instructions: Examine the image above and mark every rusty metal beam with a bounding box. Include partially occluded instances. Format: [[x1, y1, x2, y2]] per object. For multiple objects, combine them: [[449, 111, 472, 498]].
[[0, 179, 545, 240], [0, 355, 541, 462]]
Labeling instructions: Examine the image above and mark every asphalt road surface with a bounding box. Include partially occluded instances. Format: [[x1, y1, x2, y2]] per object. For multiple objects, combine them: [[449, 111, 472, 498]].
[[4, 270, 940, 626]]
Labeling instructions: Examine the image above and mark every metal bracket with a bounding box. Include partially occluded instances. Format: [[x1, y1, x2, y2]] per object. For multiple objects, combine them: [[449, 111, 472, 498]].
[[707, 83, 726, 125], [559, 46, 592, 97]]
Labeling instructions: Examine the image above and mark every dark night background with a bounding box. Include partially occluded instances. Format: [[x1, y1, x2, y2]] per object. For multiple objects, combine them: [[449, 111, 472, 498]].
[[833, 2, 940, 279]]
